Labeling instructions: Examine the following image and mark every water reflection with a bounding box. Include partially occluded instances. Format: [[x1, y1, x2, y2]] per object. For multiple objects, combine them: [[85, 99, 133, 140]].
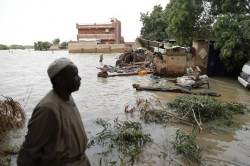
[[0, 50, 249, 165]]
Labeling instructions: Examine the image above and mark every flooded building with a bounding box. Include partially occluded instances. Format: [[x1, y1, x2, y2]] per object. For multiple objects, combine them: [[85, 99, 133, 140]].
[[68, 18, 128, 53], [164, 40, 209, 76], [76, 18, 122, 44], [137, 38, 210, 77]]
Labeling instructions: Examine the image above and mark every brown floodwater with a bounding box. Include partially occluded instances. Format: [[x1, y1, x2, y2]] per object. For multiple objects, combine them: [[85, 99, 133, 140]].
[[0, 50, 249, 166]]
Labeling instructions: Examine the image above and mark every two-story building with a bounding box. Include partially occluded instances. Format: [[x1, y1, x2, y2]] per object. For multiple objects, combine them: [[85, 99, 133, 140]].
[[76, 18, 122, 44]]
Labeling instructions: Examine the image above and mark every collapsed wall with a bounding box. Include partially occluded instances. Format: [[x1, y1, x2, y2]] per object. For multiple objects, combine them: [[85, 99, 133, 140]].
[[136, 38, 210, 77]]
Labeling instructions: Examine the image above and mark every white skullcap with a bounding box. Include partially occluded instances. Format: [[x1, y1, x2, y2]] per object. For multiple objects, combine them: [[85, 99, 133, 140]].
[[47, 57, 73, 79]]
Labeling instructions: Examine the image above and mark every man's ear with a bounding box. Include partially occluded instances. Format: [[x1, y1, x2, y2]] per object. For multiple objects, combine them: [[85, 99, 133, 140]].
[[56, 75, 66, 87]]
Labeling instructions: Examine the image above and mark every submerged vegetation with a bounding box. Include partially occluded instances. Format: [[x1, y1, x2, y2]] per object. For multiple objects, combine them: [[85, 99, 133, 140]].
[[88, 118, 153, 165], [173, 130, 203, 165], [134, 95, 249, 132], [167, 95, 249, 132], [88, 95, 249, 165]]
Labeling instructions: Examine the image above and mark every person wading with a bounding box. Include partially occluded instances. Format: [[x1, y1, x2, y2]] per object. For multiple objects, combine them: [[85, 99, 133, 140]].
[[17, 57, 91, 166]]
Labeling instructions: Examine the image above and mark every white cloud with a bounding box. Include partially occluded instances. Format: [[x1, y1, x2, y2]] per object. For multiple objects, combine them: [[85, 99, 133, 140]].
[[0, 0, 169, 45]]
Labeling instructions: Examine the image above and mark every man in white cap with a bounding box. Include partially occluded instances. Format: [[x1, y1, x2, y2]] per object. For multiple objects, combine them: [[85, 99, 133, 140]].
[[17, 57, 91, 166]]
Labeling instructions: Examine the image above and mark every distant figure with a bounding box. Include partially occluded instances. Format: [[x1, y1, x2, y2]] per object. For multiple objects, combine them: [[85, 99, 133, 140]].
[[159, 43, 165, 49], [189, 66, 209, 89], [99, 54, 103, 62], [193, 66, 201, 81], [127, 45, 133, 53], [97, 68, 108, 78]]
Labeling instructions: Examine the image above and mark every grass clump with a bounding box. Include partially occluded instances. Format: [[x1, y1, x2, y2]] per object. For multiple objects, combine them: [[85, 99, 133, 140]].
[[0, 145, 20, 166], [88, 118, 153, 165], [172, 129, 203, 165], [0, 145, 20, 155], [0, 157, 11, 166]]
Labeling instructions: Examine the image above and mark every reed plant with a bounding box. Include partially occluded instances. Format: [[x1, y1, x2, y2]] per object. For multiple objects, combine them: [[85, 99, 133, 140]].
[[0, 96, 25, 166], [0, 96, 25, 133]]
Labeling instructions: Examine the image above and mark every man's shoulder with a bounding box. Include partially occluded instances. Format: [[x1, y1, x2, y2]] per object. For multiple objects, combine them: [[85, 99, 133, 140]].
[[35, 90, 60, 111]]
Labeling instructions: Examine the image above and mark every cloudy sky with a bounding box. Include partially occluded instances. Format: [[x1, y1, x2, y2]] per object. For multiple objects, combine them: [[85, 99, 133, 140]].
[[0, 0, 169, 45]]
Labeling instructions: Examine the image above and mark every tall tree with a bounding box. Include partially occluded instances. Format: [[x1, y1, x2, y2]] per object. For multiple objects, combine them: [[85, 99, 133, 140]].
[[34, 41, 52, 51], [52, 38, 60, 45], [165, 0, 214, 46], [139, 0, 249, 73], [0, 44, 9, 50], [209, 0, 250, 72], [59, 41, 68, 49], [140, 5, 168, 42]]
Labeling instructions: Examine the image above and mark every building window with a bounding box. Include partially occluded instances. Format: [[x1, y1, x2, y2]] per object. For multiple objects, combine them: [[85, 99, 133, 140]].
[[105, 28, 109, 33]]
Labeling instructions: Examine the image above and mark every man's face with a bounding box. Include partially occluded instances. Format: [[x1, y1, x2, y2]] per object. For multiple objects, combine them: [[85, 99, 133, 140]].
[[62, 64, 81, 93]]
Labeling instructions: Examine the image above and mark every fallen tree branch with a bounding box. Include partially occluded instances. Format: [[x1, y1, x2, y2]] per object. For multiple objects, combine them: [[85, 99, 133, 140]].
[[132, 84, 221, 97], [191, 109, 203, 130]]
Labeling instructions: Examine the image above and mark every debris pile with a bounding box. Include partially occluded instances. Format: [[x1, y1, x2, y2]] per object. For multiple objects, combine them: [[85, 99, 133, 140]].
[[97, 48, 156, 78], [115, 48, 154, 67]]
